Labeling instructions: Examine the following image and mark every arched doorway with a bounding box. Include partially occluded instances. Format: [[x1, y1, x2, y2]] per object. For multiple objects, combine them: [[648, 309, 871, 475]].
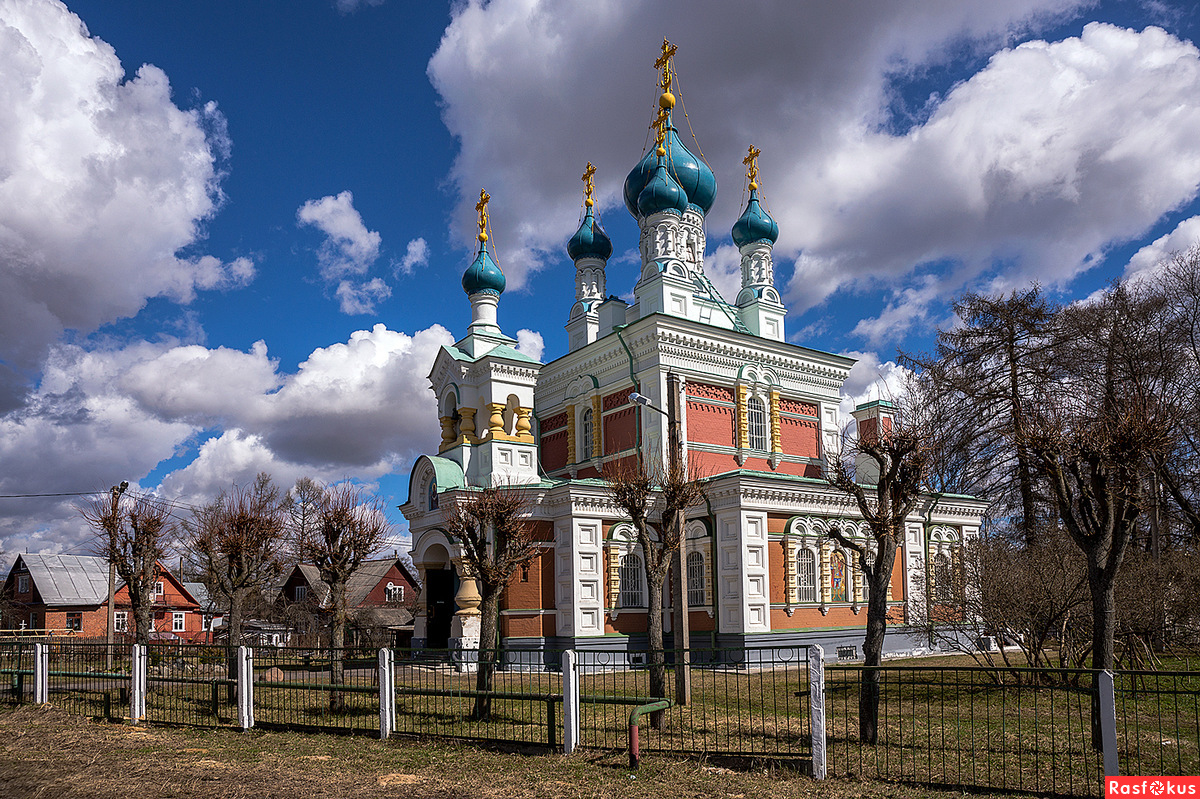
[[421, 543, 456, 649]]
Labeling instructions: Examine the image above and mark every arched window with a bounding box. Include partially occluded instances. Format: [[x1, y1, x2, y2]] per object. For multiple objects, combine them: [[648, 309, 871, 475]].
[[385, 582, 404, 603], [934, 552, 954, 604], [580, 408, 594, 461], [686, 551, 705, 606], [830, 549, 849, 603], [747, 396, 768, 451], [619, 553, 644, 607], [796, 549, 817, 603]]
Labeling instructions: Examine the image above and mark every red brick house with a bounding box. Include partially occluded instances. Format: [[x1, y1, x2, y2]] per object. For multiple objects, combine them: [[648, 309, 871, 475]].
[[279, 557, 419, 646], [1, 554, 208, 642]]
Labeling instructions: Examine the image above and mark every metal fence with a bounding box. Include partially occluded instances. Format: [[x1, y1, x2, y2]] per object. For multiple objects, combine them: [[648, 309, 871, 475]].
[[574, 646, 812, 762], [0, 641, 33, 706], [46, 641, 129, 720], [253, 645, 380, 734], [1114, 670, 1200, 778], [827, 666, 1107, 797], [144, 643, 235, 726]]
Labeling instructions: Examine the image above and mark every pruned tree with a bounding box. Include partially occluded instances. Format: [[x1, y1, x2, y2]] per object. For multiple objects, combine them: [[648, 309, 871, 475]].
[[824, 388, 935, 744], [292, 481, 391, 712], [183, 473, 288, 649], [1023, 281, 1176, 677], [443, 486, 539, 720], [81, 486, 170, 647], [603, 457, 705, 728]]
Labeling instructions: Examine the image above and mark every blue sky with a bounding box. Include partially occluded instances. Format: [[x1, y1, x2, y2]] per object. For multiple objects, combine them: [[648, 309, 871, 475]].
[[2, 0, 1200, 561]]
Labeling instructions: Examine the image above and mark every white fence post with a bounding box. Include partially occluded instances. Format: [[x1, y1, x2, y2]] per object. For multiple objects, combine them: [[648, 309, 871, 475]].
[[237, 646, 254, 730], [33, 642, 48, 704], [1099, 670, 1119, 778], [378, 648, 395, 739], [808, 644, 827, 780], [562, 650, 580, 754], [130, 644, 146, 723]]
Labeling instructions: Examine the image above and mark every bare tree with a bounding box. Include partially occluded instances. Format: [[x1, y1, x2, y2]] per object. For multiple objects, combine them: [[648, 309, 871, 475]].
[[443, 486, 539, 720], [824, 390, 934, 744], [603, 457, 705, 728], [904, 287, 1057, 543], [184, 473, 288, 648], [293, 481, 392, 712], [81, 488, 171, 646]]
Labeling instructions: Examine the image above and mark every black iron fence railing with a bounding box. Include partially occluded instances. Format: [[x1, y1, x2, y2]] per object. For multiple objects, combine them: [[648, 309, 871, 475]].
[[1114, 670, 1200, 779]]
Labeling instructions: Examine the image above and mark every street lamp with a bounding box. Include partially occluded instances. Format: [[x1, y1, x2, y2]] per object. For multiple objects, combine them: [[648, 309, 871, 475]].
[[628, 375, 691, 705]]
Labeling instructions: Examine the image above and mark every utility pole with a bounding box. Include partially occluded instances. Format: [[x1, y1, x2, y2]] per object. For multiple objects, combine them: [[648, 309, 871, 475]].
[[106, 481, 127, 670], [666, 372, 691, 706]]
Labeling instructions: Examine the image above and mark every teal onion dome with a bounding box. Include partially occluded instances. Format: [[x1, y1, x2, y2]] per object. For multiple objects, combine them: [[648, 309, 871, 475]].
[[461, 240, 506, 296], [637, 157, 688, 217], [567, 205, 613, 261], [732, 188, 778, 247], [623, 116, 717, 217]]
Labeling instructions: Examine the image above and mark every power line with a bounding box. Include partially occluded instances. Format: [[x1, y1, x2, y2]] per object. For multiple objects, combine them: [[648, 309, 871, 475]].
[[0, 491, 99, 498]]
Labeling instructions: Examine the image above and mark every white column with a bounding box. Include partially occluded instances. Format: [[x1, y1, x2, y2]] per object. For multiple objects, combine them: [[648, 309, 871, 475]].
[[237, 646, 254, 730], [1099, 670, 1119, 777], [33, 642, 48, 704], [808, 645, 827, 779], [562, 650, 580, 754], [131, 644, 147, 723], [378, 648, 395, 739]]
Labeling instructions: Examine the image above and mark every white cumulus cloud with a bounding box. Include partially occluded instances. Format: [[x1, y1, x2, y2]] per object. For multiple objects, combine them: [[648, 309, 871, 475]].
[[396, 237, 430, 276], [0, 0, 252, 410]]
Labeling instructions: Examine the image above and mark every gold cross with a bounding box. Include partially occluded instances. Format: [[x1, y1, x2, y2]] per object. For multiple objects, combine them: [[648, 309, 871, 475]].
[[743, 145, 761, 188], [654, 38, 677, 94], [581, 162, 596, 205], [475, 188, 490, 241]]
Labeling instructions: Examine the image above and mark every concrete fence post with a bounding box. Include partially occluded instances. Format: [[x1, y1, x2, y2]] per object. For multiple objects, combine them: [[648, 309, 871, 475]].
[[378, 648, 395, 739], [808, 644, 827, 780], [237, 646, 254, 730], [562, 650, 580, 754], [33, 642, 48, 704], [130, 644, 147, 723], [1099, 670, 1119, 778]]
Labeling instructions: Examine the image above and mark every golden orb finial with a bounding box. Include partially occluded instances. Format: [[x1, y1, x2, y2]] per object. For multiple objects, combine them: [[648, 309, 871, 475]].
[[654, 39, 678, 111], [475, 188, 490, 243]]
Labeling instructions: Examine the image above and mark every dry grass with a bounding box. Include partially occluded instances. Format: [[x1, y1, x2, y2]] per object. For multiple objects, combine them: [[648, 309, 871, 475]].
[[0, 704, 1002, 799]]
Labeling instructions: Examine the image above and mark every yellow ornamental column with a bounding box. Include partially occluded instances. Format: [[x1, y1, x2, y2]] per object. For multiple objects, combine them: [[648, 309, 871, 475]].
[[735, 384, 749, 463], [439, 416, 457, 450], [566, 405, 576, 464], [782, 538, 796, 606], [487, 402, 506, 438], [607, 549, 620, 614], [515, 407, 533, 442], [820, 542, 831, 605], [459, 407, 478, 443], [591, 395, 603, 458], [770, 389, 782, 452]]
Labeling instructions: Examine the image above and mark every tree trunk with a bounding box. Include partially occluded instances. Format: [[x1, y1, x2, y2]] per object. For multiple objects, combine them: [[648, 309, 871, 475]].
[[473, 590, 501, 721], [329, 591, 346, 713], [860, 536, 898, 745], [225, 588, 245, 703], [133, 598, 153, 648], [645, 564, 667, 730], [1088, 558, 1117, 750]]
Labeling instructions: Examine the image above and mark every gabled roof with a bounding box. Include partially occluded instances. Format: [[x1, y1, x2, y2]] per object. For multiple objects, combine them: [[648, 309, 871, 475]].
[[7, 554, 109, 607], [286, 558, 416, 609]]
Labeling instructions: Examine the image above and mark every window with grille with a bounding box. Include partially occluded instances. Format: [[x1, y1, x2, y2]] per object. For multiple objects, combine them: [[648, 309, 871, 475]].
[[619, 553, 644, 607], [114, 611, 128, 632], [686, 551, 705, 606], [796, 549, 817, 602], [294, 585, 308, 602], [935, 552, 955, 604], [747, 396, 768, 451], [385, 582, 404, 603], [861, 548, 875, 600], [580, 408, 594, 460]]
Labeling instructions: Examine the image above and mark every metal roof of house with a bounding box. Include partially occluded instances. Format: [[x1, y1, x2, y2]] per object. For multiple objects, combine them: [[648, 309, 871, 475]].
[[11, 554, 109, 607], [287, 558, 416, 609]]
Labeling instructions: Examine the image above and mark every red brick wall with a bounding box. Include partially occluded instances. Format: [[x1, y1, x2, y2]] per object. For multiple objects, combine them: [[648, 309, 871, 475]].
[[602, 407, 636, 454], [540, 429, 568, 473], [780, 416, 819, 459], [686, 401, 733, 446], [359, 563, 416, 607]]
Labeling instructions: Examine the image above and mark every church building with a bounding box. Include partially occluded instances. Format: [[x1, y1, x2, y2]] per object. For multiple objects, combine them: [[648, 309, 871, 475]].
[[400, 42, 986, 659]]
